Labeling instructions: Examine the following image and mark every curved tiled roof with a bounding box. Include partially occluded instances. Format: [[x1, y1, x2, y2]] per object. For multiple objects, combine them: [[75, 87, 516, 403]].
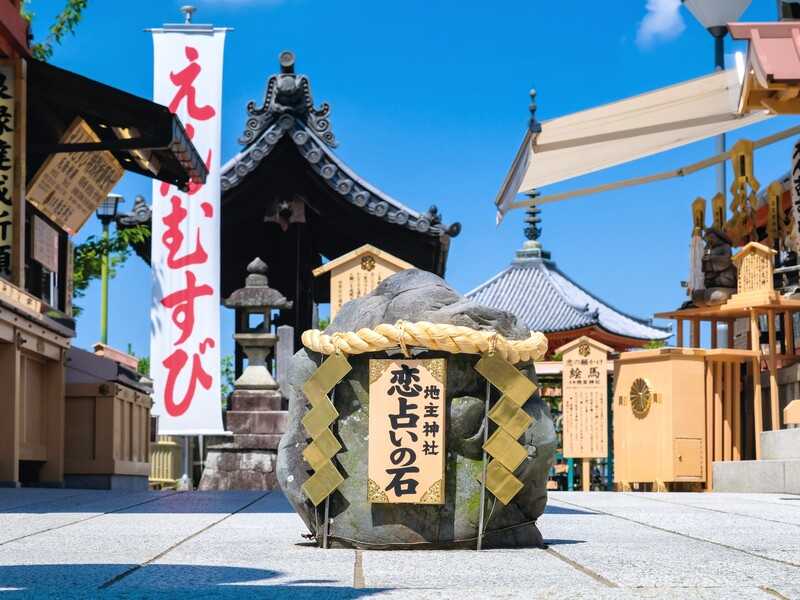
[[466, 247, 670, 342], [220, 51, 459, 239]]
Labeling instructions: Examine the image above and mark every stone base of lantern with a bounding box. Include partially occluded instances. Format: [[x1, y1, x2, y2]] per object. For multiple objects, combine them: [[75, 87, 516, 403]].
[[198, 389, 287, 491]]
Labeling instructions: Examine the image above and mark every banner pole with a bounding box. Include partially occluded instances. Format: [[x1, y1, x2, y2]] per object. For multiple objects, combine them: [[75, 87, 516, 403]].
[[323, 497, 330, 549], [182, 435, 191, 491], [477, 379, 490, 551]]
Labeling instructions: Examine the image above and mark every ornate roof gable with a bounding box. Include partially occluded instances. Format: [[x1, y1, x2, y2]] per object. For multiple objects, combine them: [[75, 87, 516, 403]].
[[221, 51, 460, 239], [238, 51, 336, 149]]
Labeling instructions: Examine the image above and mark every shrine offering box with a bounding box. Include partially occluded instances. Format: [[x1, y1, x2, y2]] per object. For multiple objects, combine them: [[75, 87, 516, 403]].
[[64, 348, 152, 490], [613, 349, 707, 488]]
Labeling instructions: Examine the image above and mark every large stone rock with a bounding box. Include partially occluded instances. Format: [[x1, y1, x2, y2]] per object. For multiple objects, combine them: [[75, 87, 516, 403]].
[[276, 269, 556, 548]]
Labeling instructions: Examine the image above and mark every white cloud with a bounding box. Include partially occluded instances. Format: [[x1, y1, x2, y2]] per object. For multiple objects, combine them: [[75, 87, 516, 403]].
[[636, 0, 685, 49]]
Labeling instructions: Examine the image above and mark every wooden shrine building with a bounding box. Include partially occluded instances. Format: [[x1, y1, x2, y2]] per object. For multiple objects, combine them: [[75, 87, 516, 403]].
[[119, 51, 461, 351], [466, 207, 670, 352]]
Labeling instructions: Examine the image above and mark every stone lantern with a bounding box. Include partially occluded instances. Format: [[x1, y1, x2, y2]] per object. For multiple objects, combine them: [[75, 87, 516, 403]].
[[199, 258, 293, 491], [225, 257, 293, 394]]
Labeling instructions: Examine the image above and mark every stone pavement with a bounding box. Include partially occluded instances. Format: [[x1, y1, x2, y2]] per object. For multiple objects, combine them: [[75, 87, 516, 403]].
[[0, 489, 798, 599]]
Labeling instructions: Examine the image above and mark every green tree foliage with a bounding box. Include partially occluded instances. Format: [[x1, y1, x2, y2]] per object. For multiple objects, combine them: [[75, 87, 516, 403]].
[[71, 224, 150, 316], [220, 355, 235, 408], [137, 355, 150, 377], [644, 339, 667, 349], [21, 0, 89, 61]]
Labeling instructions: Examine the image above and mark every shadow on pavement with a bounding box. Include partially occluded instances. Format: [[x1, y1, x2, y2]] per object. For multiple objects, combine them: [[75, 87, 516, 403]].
[[0, 490, 298, 515], [0, 564, 387, 598], [543, 538, 587, 546], [543, 504, 597, 515]]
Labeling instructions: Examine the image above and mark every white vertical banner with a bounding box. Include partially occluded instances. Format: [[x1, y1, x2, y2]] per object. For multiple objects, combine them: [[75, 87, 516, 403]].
[[150, 27, 227, 434]]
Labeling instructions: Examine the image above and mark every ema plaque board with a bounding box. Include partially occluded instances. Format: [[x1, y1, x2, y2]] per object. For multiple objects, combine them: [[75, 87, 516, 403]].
[[559, 337, 610, 459], [367, 358, 446, 504], [313, 244, 415, 319], [27, 117, 124, 235]]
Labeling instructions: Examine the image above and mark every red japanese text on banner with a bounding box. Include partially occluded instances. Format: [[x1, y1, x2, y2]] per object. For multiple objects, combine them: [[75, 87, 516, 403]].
[[150, 27, 227, 434]]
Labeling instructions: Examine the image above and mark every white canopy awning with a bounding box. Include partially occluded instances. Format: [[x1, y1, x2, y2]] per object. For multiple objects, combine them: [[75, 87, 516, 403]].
[[496, 69, 773, 219]]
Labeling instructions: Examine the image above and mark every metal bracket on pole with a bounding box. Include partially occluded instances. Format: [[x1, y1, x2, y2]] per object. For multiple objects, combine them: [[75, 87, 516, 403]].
[[476, 379, 491, 551]]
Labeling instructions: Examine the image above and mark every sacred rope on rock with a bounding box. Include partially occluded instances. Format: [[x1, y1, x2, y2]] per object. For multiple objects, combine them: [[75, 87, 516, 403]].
[[298, 319, 549, 516], [301, 320, 549, 364]]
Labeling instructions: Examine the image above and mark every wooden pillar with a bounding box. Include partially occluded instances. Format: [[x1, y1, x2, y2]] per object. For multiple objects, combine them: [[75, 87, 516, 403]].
[[676, 319, 684, 347], [726, 319, 735, 349], [723, 361, 732, 461], [691, 319, 701, 348], [38, 355, 65, 483], [710, 320, 718, 349], [714, 361, 723, 463], [0, 340, 20, 486], [705, 360, 714, 490], [581, 459, 591, 492], [767, 311, 780, 431], [733, 361, 741, 461], [785, 311, 795, 356], [750, 310, 764, 459]]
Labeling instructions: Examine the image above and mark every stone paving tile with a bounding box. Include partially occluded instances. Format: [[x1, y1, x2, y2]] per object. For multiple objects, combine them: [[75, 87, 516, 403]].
[[0, 490, 264, 595], [362, 547, 606, 593], [543, 493, 800, 596], [0, 489, 94, 512], [633, 492, 800, 526], [116, 492, 359, 593], [0, 490, 798, 599], [0, 490, 177, 544], [548, 492, 800, 567]]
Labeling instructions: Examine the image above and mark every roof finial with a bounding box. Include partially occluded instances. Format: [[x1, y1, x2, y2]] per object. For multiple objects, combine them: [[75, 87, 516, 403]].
[[524, 203, 542, 242], [181, 5, 196, 24], [514, 194, 550, 262], [529, 88, 541, 134]]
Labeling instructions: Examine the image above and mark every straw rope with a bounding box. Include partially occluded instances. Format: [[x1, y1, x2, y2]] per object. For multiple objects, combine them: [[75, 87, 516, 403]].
[[301, 320, 548, 364]]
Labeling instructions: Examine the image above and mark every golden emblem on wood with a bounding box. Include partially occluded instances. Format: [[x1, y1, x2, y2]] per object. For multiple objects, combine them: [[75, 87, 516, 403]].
[[629, 377, 652, 420]]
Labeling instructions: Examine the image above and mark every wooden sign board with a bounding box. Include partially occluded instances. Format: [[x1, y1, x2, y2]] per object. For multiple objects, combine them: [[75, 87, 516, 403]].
[[32, 215, 59, 273], [559, 336, 610, 459], [728, 242, 777, 308], [367, 358, 446, 504], [27, 117, 124, 235], [0, 277, 41, 315], [0, 61, 15, 280], [313, 244, 414, 319]]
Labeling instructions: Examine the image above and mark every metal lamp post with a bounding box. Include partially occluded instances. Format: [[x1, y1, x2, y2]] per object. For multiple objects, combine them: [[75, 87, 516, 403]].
[[95, 193, 122, 345], [682, 0, 752, 196]]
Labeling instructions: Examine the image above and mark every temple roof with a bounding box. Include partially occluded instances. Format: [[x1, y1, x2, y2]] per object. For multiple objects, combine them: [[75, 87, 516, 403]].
[[466, 207, 670, 344], [220, 51, 460, 239]]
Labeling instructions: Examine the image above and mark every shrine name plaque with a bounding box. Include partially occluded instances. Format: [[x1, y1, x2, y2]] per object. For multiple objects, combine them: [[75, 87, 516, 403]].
[[560, 338, 609, 459], [367, 358, 446, 504], [27, 117, 124, 235]]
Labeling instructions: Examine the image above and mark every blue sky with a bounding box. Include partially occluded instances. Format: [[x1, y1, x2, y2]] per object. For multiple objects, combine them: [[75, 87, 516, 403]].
[[30, 0, 794, 358]]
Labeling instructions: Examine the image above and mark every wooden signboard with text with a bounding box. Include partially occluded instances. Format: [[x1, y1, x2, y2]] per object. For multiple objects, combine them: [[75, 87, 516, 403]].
[[559, 336, 611, 459], [26, 117, 124, 235], [367, 358, 446, 504], [0, 60, 15, 280], [313, 244, 415, 319], [32, 215, 59, 273]]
